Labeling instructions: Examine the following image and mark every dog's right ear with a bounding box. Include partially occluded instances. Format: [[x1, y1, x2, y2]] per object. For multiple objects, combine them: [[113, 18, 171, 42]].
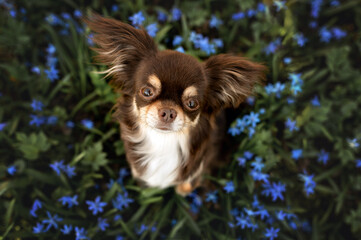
[[84, 14, 157, 92]]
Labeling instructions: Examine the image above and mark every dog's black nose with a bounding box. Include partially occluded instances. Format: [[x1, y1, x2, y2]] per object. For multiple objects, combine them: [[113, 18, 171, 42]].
[[158, 108, 177, 123]]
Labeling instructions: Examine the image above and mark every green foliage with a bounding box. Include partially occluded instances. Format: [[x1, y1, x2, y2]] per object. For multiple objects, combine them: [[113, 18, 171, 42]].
[[1, 0, 361, 239]]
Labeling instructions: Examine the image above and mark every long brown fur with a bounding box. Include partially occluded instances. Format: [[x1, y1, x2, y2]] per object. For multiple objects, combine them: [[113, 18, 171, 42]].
[[85, 14, 266, 195]]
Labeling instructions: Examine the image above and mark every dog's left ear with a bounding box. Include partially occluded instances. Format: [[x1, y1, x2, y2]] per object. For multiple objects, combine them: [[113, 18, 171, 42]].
[[84, 14, 157, 93], [204, 54, 266, 110]]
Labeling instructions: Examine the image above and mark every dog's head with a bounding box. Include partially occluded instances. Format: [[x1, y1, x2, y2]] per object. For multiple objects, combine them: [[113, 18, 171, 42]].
[[86, 14, 266, 133]]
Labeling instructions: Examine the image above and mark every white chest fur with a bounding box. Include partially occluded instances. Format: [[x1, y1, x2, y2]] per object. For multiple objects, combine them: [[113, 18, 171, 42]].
[[129, 126, 190, 188]]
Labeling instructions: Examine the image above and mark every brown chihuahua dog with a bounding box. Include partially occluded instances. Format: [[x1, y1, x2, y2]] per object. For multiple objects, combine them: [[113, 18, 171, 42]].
[[86, 14, 266, 195]]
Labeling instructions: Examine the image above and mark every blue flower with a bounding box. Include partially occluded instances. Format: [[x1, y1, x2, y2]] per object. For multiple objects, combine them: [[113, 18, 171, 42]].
[[285, 118, 299, 132], [47, 116, 58, 125], [74, 10, 82, 18], [287, 97, 295, 104], [46, 44, 56, 55], [245, 208, 256, 216], [30, 199, 42, 217], [29, 115, 46, 127], [246, 96, 255, 106], [46, 55, 58, 68], [7, 165, 16, 175], [224, 181, 235, 193], [255, 209, 269, 220], [112, 192, 134, 211], [252, 195, 260, 209], [230, 208, 239, 217], [111, 5, 119, 12], [116, 235, 124, 240], [61, 13, 71, 20], [86, 196, 107, 215], [66, 120, 75, 128], [331, 27, 346, 39], [205, 190, 218, 203], [235, 213, 252, 229], [330, 0, 340, 6], [42, 211, 63, 231], [136, 224, 148, 235], [175, 46, 185, 53], [261, 181, 286, 201], [257, 3, 266, 12], [311, 95, 321, 106], [31, 66, 41, 74], [251, 157, 264, 171], [348, 138, 359, 148], [299, 172, 316, 196], [228, 127, 240, 136], [172, 35, 183, 46], [107, 181, 116, 190], [171, 7, 182, 21], [264, 227, 280, 240], [75, 227, 88, 240], [60, 224, 73, 234], [236, 117, 249, 132], [274, 0, 287, 11], [171, 219, 177, 226], [265, 82, 285, 98], [81, 119, 94, 129], [247, 9, 256, 18], [317, 149, 329, 165], [247, 127, 255, 136], [320, 27, 332, 43], [291, 149, 303, 160], [87, 33, 94, 46], [289, 73, 303, 84], [356, 159, 361, 169], [232, 12, 245, 20], [264, 38, 281, 55], [294, 33, 307, 47], [276, 210, 287, 221], [50, 160, 65, 176], [247, 112, 260, 127], [98, 218, 109, 231], [146, 23, 158, 37], [58, 195, 79, 208], [310, 20, 318, 28], [250, 170, 270, 182], [117, 168, 129, 184], [63, 165, 76, 178], [244, 151, 254, 160], [198, 37, 216, 55], [157, 11, 167, 22], [44, 66, 59, 82], [289, 73, 303, 95], [237, 157, 247, 167], [33, 222, 45, 234], [311, 0, 323, 18], [46, 14, 62, 25], [209, 15, 223, 28], [283, 57, 292, 64], [129, 11, 145, 27]]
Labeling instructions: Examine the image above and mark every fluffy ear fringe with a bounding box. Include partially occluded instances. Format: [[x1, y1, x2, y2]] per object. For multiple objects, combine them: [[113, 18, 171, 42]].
[[84, 13, 157, 91], [204, 54, 267, 110]]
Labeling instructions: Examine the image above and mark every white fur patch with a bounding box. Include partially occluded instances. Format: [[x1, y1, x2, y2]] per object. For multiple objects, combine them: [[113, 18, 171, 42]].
[[129, 125, 190, 188]]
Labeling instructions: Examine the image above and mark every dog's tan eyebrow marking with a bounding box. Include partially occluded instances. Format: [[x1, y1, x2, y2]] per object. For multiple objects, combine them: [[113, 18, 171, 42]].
[[182, 86, 198, 98], [148, 74, 161, 91]]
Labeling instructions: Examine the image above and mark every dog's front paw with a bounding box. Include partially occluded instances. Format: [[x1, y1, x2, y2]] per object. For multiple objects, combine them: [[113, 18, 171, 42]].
[[175, 182, 193, 196]]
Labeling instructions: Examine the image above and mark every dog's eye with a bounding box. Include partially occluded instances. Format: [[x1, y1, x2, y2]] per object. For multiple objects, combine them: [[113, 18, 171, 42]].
[[185, 99, 199, 111], [141, 87, 153, 98]]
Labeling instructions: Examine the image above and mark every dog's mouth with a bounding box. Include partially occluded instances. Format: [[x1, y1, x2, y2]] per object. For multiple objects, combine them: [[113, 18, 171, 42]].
[[155, 125, 173, 132]]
